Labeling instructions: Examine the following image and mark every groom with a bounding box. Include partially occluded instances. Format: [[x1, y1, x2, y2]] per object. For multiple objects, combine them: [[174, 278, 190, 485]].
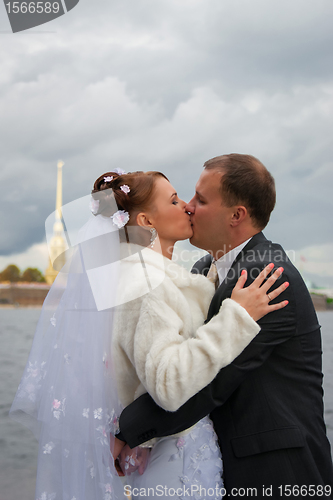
[[116, 154, 333, 497]]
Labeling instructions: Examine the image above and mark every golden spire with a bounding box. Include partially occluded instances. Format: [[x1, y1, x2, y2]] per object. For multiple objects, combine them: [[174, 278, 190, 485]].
[[56, 160, 64, 221], [45, 161, 67, 285]]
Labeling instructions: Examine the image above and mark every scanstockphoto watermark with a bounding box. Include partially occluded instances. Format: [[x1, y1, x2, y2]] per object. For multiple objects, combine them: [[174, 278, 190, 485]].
[[124, 484, 228, 498], [45, 188, 299, 311], [2, 0, 80, 33], [172, 247, 297, 266], [124, 484, 332, 498]]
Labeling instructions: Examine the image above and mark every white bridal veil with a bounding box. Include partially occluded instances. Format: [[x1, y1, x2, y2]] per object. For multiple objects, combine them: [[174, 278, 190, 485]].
[[10, 189, 164, 500]]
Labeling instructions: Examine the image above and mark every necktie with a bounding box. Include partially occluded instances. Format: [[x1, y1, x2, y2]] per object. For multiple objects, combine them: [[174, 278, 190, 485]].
[[207, 260, 219, 290]]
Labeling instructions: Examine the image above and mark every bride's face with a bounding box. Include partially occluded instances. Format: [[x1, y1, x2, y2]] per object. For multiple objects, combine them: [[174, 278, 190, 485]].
[[143, 177, 193, 243]]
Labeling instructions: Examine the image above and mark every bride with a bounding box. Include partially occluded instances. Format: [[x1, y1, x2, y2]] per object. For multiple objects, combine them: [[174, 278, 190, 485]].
[[10, 170, 288, 500]]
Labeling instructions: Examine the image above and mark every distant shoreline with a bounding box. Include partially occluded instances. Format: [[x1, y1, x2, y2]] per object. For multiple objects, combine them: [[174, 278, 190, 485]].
[[0, 297, 332, 313], [0, 304, 43, 309], [1, 283, 332, 312]]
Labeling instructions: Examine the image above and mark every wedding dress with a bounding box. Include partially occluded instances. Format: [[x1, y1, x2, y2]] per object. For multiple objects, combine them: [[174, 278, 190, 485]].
[[129, 416, 224, 500], [10, 194, 259, 500]]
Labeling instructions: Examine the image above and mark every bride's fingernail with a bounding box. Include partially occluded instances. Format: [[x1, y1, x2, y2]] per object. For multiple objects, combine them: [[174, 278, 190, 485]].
[[285, 300, 289, 305], [269, 263, 274, 269], [285, 282, 289, 287], [279, 267, 284, 272], [241, 270, 246, 276]]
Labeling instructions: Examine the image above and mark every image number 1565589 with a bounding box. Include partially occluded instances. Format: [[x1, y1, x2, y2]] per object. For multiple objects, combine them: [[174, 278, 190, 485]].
[[5, 2, 60, 14]]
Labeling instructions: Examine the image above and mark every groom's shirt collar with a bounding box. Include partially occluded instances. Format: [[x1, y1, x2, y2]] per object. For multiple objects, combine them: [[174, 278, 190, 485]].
[[215, 238, 251, 286]]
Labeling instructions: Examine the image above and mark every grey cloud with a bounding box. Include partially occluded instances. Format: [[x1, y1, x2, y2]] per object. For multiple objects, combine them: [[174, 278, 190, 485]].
[[0, 0, 332, 288]]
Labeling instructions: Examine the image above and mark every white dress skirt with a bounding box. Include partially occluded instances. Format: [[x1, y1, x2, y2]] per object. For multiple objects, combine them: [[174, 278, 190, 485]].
[[129, 416, 224, 500]]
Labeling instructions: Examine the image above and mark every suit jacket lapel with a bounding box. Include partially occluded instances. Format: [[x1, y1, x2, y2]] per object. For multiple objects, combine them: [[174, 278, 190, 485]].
[[191, 253, 212, 276], [231, 231, 267, 268], [206, 232, 268, 321]]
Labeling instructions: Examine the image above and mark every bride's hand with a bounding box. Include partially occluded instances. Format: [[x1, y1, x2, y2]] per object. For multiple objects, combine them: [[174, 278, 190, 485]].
[[231, 263, 289, 322]]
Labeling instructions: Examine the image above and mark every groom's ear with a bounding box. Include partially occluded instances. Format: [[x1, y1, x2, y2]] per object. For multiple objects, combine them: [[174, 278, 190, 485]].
[[230, 206, 247, 227], [136, 212, 153, 229]]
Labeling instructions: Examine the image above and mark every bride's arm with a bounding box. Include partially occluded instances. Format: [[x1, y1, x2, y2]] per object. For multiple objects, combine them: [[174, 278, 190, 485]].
[[133, 297, 258, 412], [130, 264, 288, 412]]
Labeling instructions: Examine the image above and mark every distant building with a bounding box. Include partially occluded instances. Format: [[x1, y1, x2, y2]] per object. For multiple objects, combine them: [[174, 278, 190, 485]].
[[45, 160, 67, 285], [309, 288, 333, 311], [0, 282, 50, 306]]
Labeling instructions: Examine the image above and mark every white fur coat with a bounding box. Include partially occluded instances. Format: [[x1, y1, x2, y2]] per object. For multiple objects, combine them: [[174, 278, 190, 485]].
[[113, 245, 260, 412]]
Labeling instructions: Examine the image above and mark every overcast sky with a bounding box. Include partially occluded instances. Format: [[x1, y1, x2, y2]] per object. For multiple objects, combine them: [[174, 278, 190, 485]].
[[0, 0, 332, 286]]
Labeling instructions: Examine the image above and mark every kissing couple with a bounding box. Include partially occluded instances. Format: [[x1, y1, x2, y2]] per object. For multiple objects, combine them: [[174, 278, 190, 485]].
[[11, 154, 333, 500]]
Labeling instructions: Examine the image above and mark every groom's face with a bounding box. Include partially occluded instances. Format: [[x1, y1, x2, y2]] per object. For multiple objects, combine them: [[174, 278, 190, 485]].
[[186, 169, 234, 255]]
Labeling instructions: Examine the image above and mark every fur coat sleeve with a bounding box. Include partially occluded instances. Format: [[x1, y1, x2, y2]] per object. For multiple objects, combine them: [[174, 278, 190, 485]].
[[113, 267, 260, 411]]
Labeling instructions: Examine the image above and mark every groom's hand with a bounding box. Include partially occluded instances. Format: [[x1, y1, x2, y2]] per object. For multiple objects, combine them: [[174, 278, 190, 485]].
[[119, 445, 150, 476], [112, 436, 126, 476]]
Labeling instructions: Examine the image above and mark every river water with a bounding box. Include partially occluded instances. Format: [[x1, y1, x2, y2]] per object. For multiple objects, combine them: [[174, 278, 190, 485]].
[[0, 308, 332, 500]]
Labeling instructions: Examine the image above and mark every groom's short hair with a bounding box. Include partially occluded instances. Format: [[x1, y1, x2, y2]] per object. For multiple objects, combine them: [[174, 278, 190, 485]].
[[204, 153, 276, 230]]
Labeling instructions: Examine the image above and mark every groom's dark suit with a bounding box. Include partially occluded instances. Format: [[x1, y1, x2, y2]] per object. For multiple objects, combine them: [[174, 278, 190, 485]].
[[118, 232, 333, 497]]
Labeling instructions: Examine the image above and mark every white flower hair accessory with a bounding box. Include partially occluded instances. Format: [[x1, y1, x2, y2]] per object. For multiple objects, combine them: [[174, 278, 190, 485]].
[[120, 185, 130, 195], [104, 176, 113, 182], [113, 168, 127, 175], [89, 198, 100, 215], [111, 210, 129, 228]]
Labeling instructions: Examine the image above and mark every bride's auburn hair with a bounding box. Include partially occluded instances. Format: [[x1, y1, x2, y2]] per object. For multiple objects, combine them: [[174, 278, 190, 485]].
[[91, 170, 168, 221]]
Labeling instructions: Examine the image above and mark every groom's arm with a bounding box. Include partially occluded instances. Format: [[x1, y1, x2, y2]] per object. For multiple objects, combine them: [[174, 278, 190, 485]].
[[118, 271, 298, 448]]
